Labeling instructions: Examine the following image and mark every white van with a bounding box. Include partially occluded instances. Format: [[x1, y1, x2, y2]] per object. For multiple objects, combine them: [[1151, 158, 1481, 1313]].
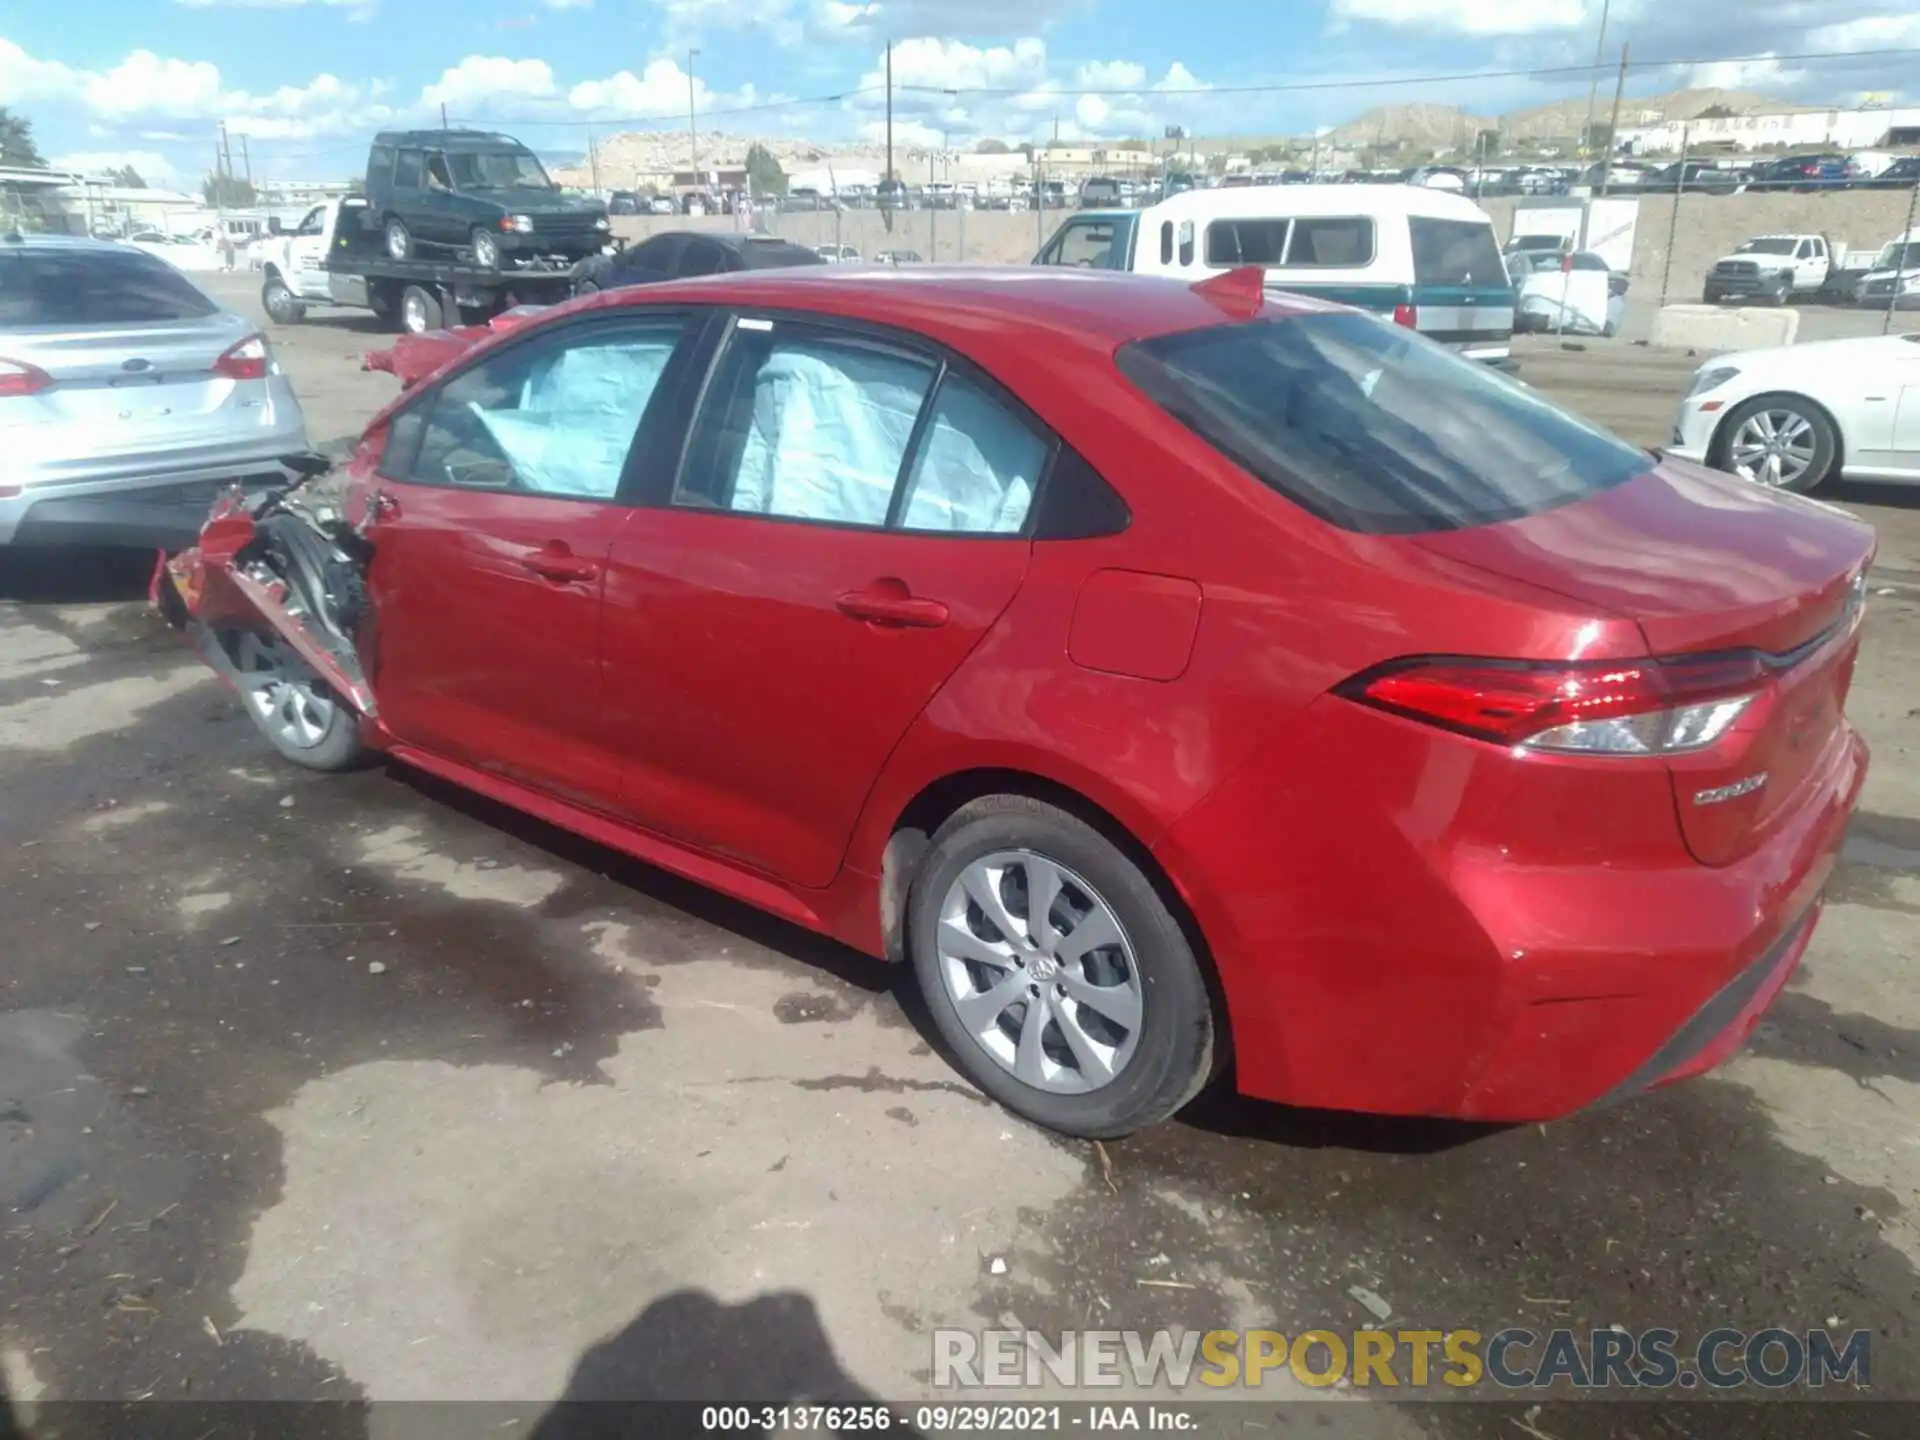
[[1034, 184, 1515, 364]]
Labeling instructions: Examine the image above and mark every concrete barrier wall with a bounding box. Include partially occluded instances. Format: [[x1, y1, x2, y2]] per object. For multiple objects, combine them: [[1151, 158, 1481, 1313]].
[[1648, 303, 1801, 351], [612, 188, 1920, 297]]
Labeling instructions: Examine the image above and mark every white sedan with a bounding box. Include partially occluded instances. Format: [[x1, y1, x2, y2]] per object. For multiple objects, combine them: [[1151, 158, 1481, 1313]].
[[1669, 332, 1920, 492]]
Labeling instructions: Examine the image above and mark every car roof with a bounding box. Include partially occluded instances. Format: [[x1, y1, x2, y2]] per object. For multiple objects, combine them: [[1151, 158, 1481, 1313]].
[[1140, 182, 1494, 225], [374, 129, 532, 151], [577, 265, 1340, 348]]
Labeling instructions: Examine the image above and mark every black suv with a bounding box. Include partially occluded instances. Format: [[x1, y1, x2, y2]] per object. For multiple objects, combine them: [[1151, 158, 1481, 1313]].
[[365, 129, 611, 269]]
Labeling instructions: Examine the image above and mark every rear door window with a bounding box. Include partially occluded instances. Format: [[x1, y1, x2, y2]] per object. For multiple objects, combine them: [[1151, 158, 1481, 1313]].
[[393, 150, 425, 191], [1409, 217, 1506, 288], [674, 321, 937, 527], [1116, 311, 1651, 534], [0, 249, 218, 326]]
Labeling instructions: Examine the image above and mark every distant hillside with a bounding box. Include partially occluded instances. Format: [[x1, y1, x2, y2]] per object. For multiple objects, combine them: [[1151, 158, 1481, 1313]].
[[1330, 87, 1812, 152]]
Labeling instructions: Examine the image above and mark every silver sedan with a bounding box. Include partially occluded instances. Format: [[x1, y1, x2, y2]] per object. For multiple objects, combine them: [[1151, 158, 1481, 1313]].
[[0, 234, 309, 550]]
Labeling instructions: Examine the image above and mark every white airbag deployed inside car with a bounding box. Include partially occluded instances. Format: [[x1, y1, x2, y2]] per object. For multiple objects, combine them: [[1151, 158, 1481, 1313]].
[[731, 346, 926, 525], [473, 338, 674, 496]]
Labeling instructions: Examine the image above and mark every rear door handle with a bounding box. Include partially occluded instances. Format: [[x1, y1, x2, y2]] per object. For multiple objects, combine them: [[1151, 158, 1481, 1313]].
[[520, 545, 599, 584], [836, 585, 949, 629]]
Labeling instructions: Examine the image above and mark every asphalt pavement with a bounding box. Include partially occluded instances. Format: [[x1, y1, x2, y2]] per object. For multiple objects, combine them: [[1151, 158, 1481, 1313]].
[[4, 274, 1920, 1437]]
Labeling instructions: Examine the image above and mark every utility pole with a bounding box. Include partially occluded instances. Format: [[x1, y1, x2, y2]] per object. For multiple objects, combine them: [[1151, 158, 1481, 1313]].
[[440, 103, 449, 131], [1579, 0, 1613, 176], [587, 124, 601, 195], [885, 41, 893, 188], [1891, 172, 1920, 336], [1598, 42, 1630, 197], [240, 135, 252, 187], [688, 47, 701, 204]]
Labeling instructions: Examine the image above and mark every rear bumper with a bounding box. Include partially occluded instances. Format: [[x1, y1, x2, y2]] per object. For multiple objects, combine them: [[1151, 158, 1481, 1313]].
[[1155, 696, 1867, 1123], [1, 447, 303, 549]]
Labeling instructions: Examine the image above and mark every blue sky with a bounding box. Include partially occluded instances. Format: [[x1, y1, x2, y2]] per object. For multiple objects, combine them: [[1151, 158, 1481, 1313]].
[[2, 1, 1915, 188]]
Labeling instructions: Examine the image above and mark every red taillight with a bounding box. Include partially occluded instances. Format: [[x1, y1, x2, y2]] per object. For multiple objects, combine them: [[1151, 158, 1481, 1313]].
[[0, 358, 52, 398], [1391, 303, 1416, 328], [1341, 655, 1768, 755], [214, 335, 270, 381]]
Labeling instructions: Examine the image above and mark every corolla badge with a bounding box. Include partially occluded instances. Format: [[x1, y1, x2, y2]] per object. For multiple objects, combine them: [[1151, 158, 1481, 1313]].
[[1694, 773, 1768, 806]]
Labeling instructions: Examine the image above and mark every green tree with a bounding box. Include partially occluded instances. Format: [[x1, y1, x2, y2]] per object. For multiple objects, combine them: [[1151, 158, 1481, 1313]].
[[0, 108, 46, 169], [974, 138, 1011, 154], [110, 164, 146, 188], [202, 173, 258, 207], [743, 142, 787, 196], [1474, 128, 1501, 157]]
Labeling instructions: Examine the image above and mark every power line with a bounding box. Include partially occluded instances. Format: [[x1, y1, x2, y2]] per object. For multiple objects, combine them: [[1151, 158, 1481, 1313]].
[[446, 84, 888, 130], [894, 45, 1920, 99]]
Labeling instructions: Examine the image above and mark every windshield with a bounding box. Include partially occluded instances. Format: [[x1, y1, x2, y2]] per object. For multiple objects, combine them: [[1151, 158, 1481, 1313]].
[[1115, 311, 1651, 534], [1874, 242, 1920, 271], [1737, 239, 1799, 256], [447, 150, 553, 191]]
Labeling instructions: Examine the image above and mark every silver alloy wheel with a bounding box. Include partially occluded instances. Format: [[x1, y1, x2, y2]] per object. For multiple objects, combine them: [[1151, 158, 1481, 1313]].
[[234, 632, 337, 751], [402, 290, 431, 334], [473, 230, 500, 267], [1728, 407, 1817, 488], [935, 850, 1144, 1094], [385, 220, 409, 260]]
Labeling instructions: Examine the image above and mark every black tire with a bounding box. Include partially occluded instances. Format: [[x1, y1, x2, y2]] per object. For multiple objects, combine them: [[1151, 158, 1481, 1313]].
[[907, 795, 1215, 1138], [384, 217, 412, 260], [399, 285, 443, 335], [1771, 282, 1791, 307], [471, 227, 503, 270], [1711, 392, 1839, 495], [1702, 289, 1720, 304], [221, 629, 368, 773], [262, 275, 306, 324]]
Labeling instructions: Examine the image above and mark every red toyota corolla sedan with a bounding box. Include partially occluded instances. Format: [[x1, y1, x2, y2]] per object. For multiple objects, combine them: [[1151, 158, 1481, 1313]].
[[156, 266, 1872, 1138]]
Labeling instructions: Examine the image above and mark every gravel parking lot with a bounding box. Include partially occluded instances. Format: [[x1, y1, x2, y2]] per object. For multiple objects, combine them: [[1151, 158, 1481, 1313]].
[[5, 273, 1920, 1437]]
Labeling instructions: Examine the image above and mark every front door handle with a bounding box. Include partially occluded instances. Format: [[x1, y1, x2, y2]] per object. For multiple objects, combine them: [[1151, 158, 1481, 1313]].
[[836, 580, 949, 629], [520, 544, 599, 584]]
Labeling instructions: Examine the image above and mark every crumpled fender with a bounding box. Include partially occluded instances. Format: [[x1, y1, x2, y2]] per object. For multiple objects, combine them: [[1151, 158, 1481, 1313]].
[[151, 489, 380, 722]]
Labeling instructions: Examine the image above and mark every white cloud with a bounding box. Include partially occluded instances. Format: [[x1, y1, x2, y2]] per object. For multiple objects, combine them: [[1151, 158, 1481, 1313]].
[[859, 37, 1050, 95], [1074, 60, 1147, 90], [174, 0, 376, 18], [51, 149, 184, 185], [420, 56, 559, 111], [80, 52, 226, 119], [0, 38, 79, 102], [1809, 15, 1920, 49], [568, 58, 752, 119], [544, 0, 594, 8], [1329, 0, 1594, 33]]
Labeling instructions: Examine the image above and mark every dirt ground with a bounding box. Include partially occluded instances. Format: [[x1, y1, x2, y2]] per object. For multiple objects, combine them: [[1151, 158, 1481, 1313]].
[[3, 274, 1920, 1438]]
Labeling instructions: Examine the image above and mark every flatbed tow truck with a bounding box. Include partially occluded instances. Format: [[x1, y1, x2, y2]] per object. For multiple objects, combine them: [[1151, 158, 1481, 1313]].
[[257, 196, 595, 334]]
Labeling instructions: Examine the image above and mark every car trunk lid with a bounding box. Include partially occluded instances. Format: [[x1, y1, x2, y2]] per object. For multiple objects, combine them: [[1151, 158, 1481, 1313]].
[[2, 310, 265, 462], [1412, 460, 1874, 865]]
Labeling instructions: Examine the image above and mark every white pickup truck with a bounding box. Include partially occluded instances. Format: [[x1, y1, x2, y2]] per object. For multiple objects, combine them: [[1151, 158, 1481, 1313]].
[[1701, 233, 1842, 305], [256, 197, 579, 333]]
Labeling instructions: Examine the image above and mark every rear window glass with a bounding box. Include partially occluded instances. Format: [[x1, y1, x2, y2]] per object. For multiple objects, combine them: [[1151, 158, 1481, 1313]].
[[1409, 217, 1506, 288], [0, 249, 218, 326], [1205, 219, 1289, 267], [1285, 217, 1374, 267], [1115, 312, 1651, 535]]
